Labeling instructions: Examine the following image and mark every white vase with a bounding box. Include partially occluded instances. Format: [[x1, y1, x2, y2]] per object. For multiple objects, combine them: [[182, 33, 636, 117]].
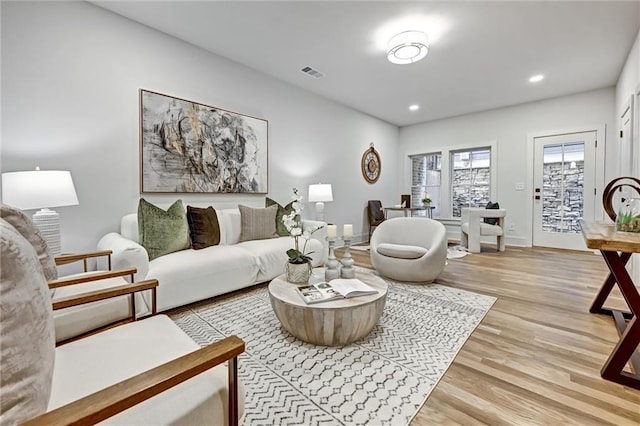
[[286, 261, 312, 284]]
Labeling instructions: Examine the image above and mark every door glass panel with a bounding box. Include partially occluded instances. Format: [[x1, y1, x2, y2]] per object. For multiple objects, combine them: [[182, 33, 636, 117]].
[[542, 142, 585, 234]]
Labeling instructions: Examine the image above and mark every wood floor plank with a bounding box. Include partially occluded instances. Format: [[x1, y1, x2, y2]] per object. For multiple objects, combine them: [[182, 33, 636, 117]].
[[337, 245, 640, 425]]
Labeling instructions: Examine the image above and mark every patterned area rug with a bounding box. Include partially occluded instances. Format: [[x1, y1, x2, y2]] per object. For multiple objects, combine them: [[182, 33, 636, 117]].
[[170, 267, 495, 425]]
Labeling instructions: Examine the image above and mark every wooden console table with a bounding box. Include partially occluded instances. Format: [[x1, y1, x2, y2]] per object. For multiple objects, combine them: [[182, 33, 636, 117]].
[[383, 206, 434, 218], [579, 220, 640, 390]]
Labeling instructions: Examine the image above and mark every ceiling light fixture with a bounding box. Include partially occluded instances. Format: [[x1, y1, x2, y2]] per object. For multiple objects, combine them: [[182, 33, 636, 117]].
[[409, 104, 420, 111], [387, 30, 429, 65], [529, 74, 544, 83]]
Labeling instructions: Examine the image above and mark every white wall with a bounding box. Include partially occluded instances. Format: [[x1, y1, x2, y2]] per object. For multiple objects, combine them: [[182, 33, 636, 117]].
[[616, 30, 640, 117], [1, 1, 399, 252], [615, 29, 640, 286], [399, 88, 616, 246], [616, 29, 640, 181]]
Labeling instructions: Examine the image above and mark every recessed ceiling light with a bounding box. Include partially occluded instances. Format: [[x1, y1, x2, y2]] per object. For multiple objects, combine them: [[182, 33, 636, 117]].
[[529, 74, 544, 83], [409, 104, 420, 111], [387, 31, 429, 65]]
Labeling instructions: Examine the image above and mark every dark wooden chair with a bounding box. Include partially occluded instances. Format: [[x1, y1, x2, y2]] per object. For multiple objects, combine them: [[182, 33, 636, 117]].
[[367, 200, 386, 241]]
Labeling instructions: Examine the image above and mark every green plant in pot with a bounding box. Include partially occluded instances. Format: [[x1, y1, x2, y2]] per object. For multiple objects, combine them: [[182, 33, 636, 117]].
[[616, 198, 640, 232], [421, 191, 432, 206], [282, 188, 325, 283]]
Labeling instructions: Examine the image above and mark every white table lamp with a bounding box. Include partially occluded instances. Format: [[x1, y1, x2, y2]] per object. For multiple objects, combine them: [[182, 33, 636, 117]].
[[308, 183, 333, 222], [2, 169, 79, 255]]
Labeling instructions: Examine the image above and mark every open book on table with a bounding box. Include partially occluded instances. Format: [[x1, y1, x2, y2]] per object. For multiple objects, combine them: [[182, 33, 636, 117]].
[[296, 278, 378, 305]]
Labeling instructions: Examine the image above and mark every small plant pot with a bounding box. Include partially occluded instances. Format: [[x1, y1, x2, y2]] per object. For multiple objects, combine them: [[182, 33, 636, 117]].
[[286, 261, 312, 284]]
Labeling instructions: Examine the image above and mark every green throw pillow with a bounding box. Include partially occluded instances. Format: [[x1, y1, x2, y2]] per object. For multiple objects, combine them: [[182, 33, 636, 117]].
[[484, 201, 500, 225], [138, 199, 190, 261], [266, 197, 300, 237]]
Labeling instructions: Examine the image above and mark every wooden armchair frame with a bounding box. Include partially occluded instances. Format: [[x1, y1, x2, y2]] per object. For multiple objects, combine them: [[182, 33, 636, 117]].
[[23, 250, 245, 425], [50, 250, 157, 344], [23, 333, 244, 426]]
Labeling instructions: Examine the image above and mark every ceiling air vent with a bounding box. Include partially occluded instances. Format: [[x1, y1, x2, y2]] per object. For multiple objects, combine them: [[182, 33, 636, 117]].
[[300, 66, 325, 79]]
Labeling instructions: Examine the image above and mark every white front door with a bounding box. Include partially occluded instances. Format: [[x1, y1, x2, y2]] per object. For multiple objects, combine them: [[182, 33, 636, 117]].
[[532, 131, 597, 250]]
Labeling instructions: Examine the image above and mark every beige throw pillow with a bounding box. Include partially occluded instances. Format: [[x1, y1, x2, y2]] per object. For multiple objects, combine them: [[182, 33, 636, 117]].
[[0, 219, 55, 424], [238, 204, 278, 242], [0, 203, 58, 281]]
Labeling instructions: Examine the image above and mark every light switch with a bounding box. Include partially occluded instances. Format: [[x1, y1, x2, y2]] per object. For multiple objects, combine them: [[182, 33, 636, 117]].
[[515, 182, 525, 191]]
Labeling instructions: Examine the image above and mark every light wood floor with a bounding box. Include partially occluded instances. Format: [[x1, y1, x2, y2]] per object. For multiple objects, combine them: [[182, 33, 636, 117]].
[[336, 244, 640, 425]]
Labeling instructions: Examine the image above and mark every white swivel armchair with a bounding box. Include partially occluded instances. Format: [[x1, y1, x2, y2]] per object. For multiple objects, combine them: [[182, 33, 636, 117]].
[[370, 217, 447, 282], [460, 207, 507, 253]]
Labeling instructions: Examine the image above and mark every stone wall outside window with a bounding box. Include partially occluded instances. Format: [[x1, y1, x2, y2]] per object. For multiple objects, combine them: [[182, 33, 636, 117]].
[[451, 167, 490, 217], [542, 161, 584, 233]]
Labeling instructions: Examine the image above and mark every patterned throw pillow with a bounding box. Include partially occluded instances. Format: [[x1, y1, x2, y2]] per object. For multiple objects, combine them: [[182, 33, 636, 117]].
[[484, 202, 500, 225], [265, 197, 300, 237], [0, 203, 58, 281], [186, 206, 221, 250], [238, 204, 278, 242], [0, 219, 55, 424], [138, 199, 190, 261]]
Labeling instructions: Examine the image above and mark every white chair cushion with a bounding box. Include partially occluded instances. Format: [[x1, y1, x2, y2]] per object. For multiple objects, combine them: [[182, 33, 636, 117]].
[[0, 219, 55, 424], [376, 243, 428, 259], [49, 315, 244, 424], [461, 222, 504, 236], [52, 274, 150, 343]]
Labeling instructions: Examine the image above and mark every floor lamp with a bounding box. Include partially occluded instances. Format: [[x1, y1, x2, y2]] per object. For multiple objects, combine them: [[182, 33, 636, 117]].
[[308, 183, 333, 222], [2, 168, 79, 256]]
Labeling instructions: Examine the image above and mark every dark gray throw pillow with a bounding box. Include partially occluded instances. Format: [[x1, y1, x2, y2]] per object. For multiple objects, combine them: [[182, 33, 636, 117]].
[[186, 206, 220, 250], [484, 202, 500, 225]]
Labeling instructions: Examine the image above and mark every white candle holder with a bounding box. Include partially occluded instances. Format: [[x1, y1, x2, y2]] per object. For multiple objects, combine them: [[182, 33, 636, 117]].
[[325, 238, 340, 281], [340, 238, 355, 278]]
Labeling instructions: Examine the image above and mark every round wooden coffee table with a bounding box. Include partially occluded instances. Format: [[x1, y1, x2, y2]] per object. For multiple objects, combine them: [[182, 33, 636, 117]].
[[268, 269, 388, 346]]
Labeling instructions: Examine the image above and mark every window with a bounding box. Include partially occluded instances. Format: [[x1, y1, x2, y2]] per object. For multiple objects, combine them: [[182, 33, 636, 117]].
[[451, 148, 491, 217], [410, 153, 441, 217]]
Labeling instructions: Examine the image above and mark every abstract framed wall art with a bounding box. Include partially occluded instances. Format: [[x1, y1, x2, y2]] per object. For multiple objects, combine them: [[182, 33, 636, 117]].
[[139, 89, 268, 193]]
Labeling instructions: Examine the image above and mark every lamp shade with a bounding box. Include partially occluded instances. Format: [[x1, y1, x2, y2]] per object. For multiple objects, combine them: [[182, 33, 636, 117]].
[[2, 170, 79, 210], [308, 184, 333, 202]]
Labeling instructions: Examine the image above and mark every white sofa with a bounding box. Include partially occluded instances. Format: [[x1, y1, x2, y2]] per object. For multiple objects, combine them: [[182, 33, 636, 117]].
[[97, 208, 327, 312]]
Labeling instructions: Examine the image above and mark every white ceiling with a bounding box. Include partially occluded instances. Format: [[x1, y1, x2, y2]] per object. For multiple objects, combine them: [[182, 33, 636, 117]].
[[93, 1, 640, 127]]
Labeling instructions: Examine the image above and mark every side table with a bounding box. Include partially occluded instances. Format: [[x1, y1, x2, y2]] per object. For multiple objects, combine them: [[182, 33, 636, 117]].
[[579, 220, 640, 390]]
